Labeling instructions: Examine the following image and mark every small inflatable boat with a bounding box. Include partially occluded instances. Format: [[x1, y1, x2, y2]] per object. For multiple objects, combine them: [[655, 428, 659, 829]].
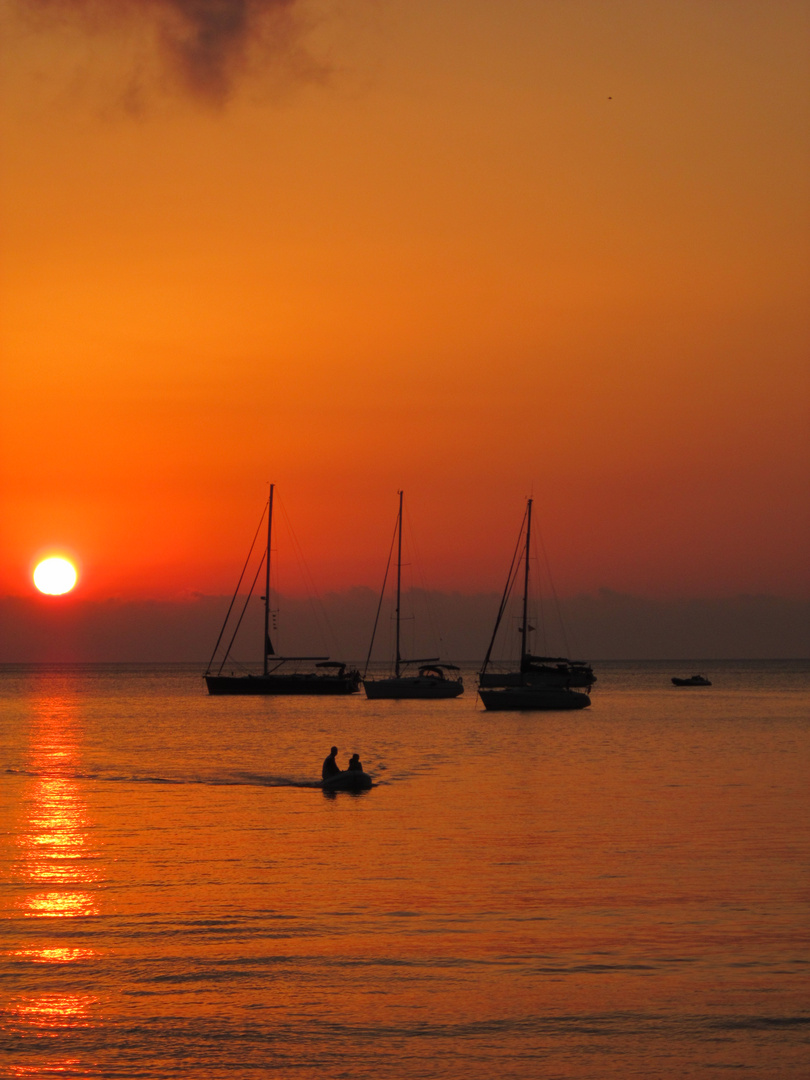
[[321, 770, 373, 792]]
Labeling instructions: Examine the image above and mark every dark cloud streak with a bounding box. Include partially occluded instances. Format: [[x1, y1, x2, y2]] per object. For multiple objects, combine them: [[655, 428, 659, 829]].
[[22, 0, 303, 104], [155, 0, 296, 102]]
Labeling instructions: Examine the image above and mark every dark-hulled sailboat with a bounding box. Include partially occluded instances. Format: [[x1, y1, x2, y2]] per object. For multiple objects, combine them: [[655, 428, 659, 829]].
[[205, 486, 361, 696], [363, 491, 463, 700], [478, 499, 592, 711]]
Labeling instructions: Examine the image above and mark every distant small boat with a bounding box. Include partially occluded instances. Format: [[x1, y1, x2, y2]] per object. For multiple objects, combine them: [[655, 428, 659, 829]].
[[321, 770, 373, 792], [478, 498, 591, 712], [362, 491, 463, 700], [672, 675, 711, 687], [205, 486, 361, 696]]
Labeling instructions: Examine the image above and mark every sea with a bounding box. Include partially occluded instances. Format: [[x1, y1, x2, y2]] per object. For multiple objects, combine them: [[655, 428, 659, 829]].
[[1, 660, 808, 1079]]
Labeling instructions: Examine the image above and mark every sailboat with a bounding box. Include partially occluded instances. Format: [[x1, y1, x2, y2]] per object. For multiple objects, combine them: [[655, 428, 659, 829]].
[[204, 486, 361, 696], [478, 499, 591, 711], [363, 492, 464, 700]]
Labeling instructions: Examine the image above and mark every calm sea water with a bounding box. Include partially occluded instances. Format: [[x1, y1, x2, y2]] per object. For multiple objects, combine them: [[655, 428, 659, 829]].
[[1, 660, 808, 1078]]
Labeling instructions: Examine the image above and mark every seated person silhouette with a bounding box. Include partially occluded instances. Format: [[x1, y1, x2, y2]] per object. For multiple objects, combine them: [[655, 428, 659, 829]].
[[322, 746, 340, 780], [347, 753, 363, 773]]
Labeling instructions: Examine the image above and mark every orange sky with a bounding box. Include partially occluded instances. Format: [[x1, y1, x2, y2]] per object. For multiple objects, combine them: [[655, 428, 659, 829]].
[[1, 0, 808, 604]]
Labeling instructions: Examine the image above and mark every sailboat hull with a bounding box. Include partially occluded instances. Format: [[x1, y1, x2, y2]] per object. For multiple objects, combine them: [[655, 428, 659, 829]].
[[363, 676, 464, 700], [478, 499, 595, 712], [479, 669, 593, 689], [205, 673, 361, 696], [478, 687, 590, 711]]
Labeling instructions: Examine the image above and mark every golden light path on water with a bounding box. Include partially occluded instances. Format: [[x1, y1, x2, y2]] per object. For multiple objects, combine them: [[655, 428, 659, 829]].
[[5, 689, 102, 1074]]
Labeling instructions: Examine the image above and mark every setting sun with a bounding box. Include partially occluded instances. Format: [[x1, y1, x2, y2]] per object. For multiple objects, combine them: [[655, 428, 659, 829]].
[[33, 558, 78, 596]]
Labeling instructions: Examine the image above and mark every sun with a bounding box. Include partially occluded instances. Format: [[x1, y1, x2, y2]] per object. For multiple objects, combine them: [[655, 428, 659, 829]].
[[33, 557, 78, 596]]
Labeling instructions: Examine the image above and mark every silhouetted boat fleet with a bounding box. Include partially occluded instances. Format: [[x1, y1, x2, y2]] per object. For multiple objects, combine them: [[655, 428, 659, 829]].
[[205, 488, 711, 710]]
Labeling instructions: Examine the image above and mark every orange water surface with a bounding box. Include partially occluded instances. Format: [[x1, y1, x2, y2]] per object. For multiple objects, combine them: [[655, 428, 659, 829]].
[[1, 662, 808, 1078]]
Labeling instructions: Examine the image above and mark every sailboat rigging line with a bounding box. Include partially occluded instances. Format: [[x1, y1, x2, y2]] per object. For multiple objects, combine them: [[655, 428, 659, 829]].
[[216, 551, 267, 675], [263, 485, 274, 674], [479, 503, 529, 676], [520, 498, 532, 664], [205, 502, 268, 674], [276, 494, 341, 658], [535, 525, 573, 659], [395, 490, 403, 676], [363, 508, 400, 678], [403, 507, 444, 660]]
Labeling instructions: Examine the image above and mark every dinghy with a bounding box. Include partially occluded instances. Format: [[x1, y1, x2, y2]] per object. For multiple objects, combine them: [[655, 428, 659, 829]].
[[321, 770, 373, 792]]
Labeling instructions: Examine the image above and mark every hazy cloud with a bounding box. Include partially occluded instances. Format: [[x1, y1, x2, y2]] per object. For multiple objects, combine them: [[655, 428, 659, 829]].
[[21, 0, 311, 104], [2, 590, 808, 664]]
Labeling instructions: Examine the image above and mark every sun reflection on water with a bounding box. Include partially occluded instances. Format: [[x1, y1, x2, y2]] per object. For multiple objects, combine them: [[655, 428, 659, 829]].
[[8, 1057, 87, 1077], [8, 947, 97, 964], [5, 686, 104, 1072], [7, 993, 98, 1031], [18, 891, 99, 918], [13, 692, 101, 916]]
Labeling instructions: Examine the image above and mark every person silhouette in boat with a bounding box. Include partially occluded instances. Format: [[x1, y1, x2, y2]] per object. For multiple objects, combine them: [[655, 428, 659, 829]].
[[322, 746, 340, 780], [347, 753, 363, 773]]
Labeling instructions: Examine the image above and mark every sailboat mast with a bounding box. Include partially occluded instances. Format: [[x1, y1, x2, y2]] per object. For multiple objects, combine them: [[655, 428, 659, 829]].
[[395, 490, 403, 678], [521, 498, 532, 662], [263, 484, 274, 676]]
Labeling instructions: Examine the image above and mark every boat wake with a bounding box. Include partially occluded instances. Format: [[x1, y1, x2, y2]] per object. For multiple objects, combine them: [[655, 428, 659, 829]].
[[4, 766, 347, 789]]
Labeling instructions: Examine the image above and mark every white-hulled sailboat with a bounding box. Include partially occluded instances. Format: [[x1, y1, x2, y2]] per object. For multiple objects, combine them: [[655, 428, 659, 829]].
[[478, 499, 592, 711], [363, 492, 463, 700], [204, 486, 361, 696]]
